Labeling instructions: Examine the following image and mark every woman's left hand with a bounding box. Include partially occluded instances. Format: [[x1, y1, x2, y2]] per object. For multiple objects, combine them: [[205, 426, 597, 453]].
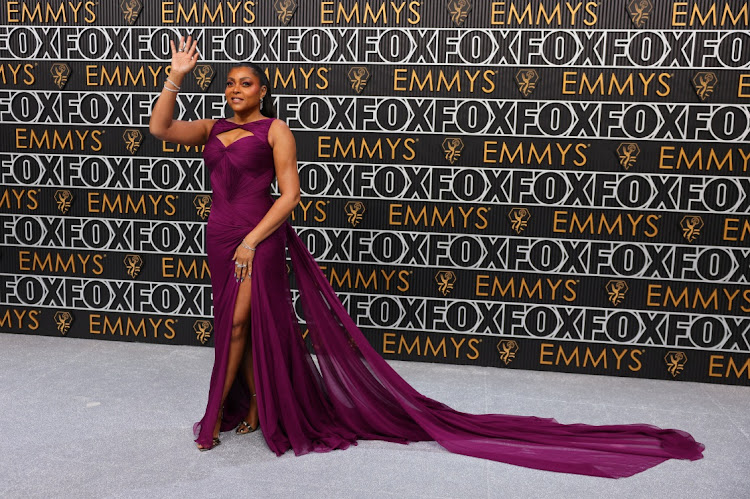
[[232, 244, 255, 283]]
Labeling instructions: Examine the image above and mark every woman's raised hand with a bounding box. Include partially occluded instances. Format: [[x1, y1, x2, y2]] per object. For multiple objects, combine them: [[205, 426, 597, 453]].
[[170, 35, 199, 76]]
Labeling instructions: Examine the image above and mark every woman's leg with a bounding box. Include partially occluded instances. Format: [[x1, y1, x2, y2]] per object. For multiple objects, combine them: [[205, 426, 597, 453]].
[[197, 279, 252, 448], [237, 342, 259, 432]]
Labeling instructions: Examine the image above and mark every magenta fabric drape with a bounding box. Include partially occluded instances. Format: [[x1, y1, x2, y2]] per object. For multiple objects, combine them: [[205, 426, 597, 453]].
[[194, 118, 704, 478]]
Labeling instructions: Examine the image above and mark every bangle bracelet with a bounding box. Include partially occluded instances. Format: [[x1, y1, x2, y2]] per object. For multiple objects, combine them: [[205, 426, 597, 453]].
[[163, 85, 178, 93], [241, 241, 256, 252], [166, 78, 181, 90]]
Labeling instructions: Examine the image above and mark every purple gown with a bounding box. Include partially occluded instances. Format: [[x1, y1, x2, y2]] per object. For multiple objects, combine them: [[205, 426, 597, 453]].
[[194, 118, 704, 478]]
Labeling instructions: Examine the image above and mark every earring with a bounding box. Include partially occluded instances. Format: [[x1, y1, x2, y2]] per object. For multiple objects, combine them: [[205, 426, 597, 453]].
[[260, 98, 264, 110]]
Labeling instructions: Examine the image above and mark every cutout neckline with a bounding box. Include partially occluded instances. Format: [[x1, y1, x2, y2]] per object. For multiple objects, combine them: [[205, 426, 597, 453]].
[[214, 118, 273, 148], [215, 130, 255, 149]]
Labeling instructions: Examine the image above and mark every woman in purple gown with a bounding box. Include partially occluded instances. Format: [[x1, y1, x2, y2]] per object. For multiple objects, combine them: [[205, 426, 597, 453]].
[[149, 37, 704, 477]]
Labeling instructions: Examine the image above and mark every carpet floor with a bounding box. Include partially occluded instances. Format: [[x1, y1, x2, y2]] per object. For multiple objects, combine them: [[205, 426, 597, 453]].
[[1, 333, 747, 498]]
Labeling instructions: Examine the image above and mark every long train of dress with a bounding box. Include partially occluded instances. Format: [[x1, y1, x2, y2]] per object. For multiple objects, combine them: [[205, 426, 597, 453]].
[[194, 118, 704, 478]]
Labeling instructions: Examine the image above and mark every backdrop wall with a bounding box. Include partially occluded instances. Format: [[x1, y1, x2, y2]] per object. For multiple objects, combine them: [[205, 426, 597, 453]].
[[1, 0, 749, 385]]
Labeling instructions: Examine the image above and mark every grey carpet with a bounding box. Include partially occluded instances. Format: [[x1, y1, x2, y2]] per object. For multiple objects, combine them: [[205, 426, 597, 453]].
[[1, 333, 747, 498]]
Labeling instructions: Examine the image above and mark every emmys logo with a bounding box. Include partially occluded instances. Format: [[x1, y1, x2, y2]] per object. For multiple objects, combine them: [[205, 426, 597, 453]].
[[515, 69, 539, 97], [447, 0, 471, 26], [616, 143, 640, 170], [124, 254, 143, 278], [680, 215, 704, 243], [123, 129, 143, 154], [193, 65, 215, 91], [54, 190, 73, 214], [435, 271, 457, 296], [120, 0, 142, 25], [274, 0, 297, 25], [348, 67, 370, 94], [344, 201, 366, 227], [442, 138, 464, 164], [692, 72, 717, 101], [194, 320, 213, 345], [50, 63, 71, 90], [626, 0, 652, 28], [496, 340, 518, 365], [606, 280, 628, 306], [193, 195, 212, 220], [508, 208, 531, 234], [664, 351, 687, 377], [54, 311, 73, 335]]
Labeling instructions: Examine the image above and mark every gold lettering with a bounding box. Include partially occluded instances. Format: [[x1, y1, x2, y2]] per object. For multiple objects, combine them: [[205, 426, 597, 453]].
[[383, 332, 396, 353], [723, 218, 750, 242], [708, 354, 724, 377], [740, 75, 750, 98], [583, 349, 607, 369]]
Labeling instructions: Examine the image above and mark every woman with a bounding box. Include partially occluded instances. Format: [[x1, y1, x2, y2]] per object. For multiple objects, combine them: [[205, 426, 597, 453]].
[[149, 37, 704, 477]]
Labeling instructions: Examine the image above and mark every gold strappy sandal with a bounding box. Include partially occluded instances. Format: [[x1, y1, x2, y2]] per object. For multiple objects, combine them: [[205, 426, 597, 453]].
[[236, 393, 258, 434]]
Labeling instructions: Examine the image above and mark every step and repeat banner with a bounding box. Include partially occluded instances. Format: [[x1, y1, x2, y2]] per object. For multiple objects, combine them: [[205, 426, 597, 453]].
[[1, 1, 749, 385]]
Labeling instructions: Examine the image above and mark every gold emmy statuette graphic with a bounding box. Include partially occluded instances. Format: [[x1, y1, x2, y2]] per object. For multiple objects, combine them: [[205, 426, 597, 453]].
[[54, 311, 74, 335], [120, 0, 142, 25], [664, 351, 687, 377], [50, 63, 71, 90], [514, 69, 539, 97], [692, 72, 718, 101], [680, 215, 704, 243], [626, 0, 653, 28], [616, 143, 640, 170], [434, 271, 457, 296], [344, 201, 366, 227], [54, 190, 73, 214], [447, 0, 472, 26], [194, 320, 214, 345], [606, 280, 628, 306], [348, 67, 370, 94], [442, 138, 464, 164], [123, 129, 143, 154], [193, 65, 215, 91], [193, 195, 212, 220], [274, 0, 297, 25], [508, 208, 531, 235], [124, 254, 143, 278], [496, 340, 519, 365]]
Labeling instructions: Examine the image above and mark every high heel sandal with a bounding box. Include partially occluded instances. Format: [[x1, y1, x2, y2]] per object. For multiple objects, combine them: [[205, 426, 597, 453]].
[[197, 408, 223, 451], [236, 393, 258, 434], [198, 437, 221, 452]]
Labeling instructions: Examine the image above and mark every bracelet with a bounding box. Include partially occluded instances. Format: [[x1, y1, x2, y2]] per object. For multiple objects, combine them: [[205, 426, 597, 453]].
[[163, 85, 178, 93], [241, 241, 256, 252], [165, 78, 181, 90]]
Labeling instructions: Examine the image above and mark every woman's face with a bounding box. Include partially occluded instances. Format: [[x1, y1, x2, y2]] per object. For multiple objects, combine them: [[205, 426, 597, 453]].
[[225, 67, 266, 113]]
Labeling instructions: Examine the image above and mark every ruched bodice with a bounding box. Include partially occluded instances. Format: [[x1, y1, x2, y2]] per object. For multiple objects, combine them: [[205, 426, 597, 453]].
[[204, 118, 276, 226]]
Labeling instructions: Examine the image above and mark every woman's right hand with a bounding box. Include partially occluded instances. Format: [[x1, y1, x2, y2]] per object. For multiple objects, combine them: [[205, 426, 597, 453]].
[[169, 35, 199, 77]]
